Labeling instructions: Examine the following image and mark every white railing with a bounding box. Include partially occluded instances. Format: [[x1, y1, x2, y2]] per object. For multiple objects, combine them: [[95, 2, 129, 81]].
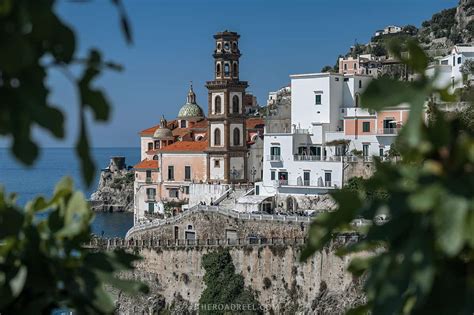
[[126, 205, 312, 239], [294, 155, 343, 162], [377, 128, 400, 135]]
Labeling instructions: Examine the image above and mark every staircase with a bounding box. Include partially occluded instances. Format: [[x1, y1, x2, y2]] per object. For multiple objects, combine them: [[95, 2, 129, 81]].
[[218, 187, 253, 210]]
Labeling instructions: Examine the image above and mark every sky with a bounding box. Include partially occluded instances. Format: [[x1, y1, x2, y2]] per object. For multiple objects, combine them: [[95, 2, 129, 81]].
[[1, 0, 459, 148]]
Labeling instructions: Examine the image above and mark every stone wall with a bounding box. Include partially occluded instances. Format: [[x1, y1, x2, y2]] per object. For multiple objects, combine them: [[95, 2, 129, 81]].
[[127, 211, 308, 241], [344, 160, 377, 183], [114, 244, 366, 314]]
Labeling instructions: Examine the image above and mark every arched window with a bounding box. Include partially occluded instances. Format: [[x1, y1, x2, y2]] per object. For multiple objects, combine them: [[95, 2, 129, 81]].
[[232, 42, 237, 51], [214, 128, 221, 146], [224, 63, 230, 76], [216, 63, 221, 77], [233, 63, 238, 76], [233, 128, 240, 146], [215, 95, 221, 114], [232, 95, 239, 113]]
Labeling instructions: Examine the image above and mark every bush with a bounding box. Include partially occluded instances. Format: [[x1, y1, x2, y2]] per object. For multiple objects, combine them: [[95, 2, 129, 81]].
[[199, 250, 263, 315]]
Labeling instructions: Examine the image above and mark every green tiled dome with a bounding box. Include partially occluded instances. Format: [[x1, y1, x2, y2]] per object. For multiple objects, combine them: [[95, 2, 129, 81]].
[[178, 102, 204, 119], [178, 84, 204, 119]]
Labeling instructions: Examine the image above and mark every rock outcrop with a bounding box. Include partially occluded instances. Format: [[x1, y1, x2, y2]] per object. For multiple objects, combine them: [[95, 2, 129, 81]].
[[90, 157, 134, 212]]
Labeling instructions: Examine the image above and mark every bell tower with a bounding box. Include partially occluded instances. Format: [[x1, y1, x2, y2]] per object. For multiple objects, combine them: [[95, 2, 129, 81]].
[[206, 31, 248, 184]]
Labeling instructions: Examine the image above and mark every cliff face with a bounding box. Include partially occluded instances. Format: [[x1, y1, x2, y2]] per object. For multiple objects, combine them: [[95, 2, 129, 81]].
[[113, 245, 366, 314], [90, 157, 134, 212]]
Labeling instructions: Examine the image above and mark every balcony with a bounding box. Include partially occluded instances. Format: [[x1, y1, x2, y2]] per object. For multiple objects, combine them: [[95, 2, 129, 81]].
[[303, 180, 310, 186], [276, 180, 339, 189], [294, 155, 343, 162], [267, 155, 282, 162], [279, 180, 288, 186], [377, 128, 400, 135], [145, 177, 153, 184], [294, 128, 311, 135]]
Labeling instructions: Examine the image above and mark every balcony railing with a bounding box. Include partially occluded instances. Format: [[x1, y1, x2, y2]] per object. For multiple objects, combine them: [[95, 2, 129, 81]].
[[267, 155, 281, 161], [324, 181, 332, 187], [279, 180, 288, 185], [378, 128, 400, 135], [294, 155, 343, 162], [145, 177, 153, 183], [275, 180, 339, 189], [303, 180, 310, 186], [294, 128, 310, 134], [146, 195, 156, 202]]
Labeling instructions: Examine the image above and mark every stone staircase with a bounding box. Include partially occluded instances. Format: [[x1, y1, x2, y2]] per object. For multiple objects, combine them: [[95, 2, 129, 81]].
[[217, 187, 253, 210]]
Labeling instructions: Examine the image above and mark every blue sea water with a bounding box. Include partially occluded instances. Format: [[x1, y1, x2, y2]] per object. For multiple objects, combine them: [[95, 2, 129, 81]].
[[0, 147, 140, 237]]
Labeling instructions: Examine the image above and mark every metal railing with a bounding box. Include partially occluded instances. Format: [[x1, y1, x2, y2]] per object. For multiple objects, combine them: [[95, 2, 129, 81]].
[[294, 155, 343, 162], [303, 180, 310, 186], [267, 155, 281, 161], [146, 195, 156, 202], [294, 128, 310, 134], [126, 205, 312, 239], [145, 177, 153, 183], [377, 128, 400, 135]]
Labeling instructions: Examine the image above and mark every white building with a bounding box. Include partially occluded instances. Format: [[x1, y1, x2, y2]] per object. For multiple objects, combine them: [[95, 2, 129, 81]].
[[374, 25, 402, 37], [426, 45, 474, 90], [256, 73, 408, 197]]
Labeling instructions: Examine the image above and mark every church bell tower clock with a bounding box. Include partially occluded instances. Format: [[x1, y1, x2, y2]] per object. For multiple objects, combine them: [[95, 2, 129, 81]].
[[206, 31, 248, 184]]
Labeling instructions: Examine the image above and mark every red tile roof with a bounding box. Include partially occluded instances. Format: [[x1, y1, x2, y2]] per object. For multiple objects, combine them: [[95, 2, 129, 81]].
[[134, 159, 159, 169], [172, 128, 192, 137], [246, 118, 265, 129], [191, 119, 208, 129], [160, 140, 208, 153], [140, 120, 177, 136]]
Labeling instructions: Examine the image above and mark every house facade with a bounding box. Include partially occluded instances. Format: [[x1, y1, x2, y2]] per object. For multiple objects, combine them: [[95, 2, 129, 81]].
[[256, 72, 408, 197]]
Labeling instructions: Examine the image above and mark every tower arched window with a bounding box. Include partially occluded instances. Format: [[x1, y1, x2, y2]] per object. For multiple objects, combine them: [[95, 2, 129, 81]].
[[224, 63, 230, 77], [215, 96, 221, 114], [232, 42, 237, 51], [233, 128, 240, 146], [233, 63, 238, 77], [214, 128, 221, 146], [355, 93, 360, 108], [216, 63, 221, 77], [232, 95, 239, 113]]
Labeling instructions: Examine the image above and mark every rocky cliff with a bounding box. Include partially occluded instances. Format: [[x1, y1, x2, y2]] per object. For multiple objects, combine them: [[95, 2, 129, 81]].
[[90, 157, 134, 212], [112, 244, 366, 314]]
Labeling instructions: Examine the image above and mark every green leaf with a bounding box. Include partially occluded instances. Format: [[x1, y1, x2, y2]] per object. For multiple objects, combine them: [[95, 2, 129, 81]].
[[51, 16, 76, 63], [362, 78, 423, 111], [80, 88, 111, 121], [9, 266, 27, 298], [408, 184, 444, 213], [30, 105, 65, 138], [434, 196, 468, 256]]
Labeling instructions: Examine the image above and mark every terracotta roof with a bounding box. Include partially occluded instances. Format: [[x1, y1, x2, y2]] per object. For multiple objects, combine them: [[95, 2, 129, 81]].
[[172, 128, 192, 137], [140, 120, 177, 136], [134, 159, 159, 169], [190, 119, 208, 129], [160, 140, 208, 153], [246, 118, 265, 129]]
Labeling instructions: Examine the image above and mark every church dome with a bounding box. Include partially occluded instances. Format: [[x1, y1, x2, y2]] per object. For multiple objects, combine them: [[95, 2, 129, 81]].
[[177, 84, 204, 120], [153, 116, 174, 140]]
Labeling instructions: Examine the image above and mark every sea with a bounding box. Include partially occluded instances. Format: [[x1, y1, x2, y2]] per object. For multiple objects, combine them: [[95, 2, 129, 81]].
[[0, 147, 140, 238]]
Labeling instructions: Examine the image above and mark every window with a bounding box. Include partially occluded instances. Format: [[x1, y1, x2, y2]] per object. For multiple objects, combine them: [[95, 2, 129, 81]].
[[146, 188, 156, 199], [359, 80, 362, 88], [362, 122, 370, 132], [224, 63, 230, 76], [270, 146, 281, 157], [355, 93, 360, 107], [255, 185, 260, 195], [148, 203, 154, 213], [233, 128, 240, 146], [169, 188, 179, 198], [303, 171, 310, 186], [453, 55, 456, 66], [354, 63, 357, 69], [270, 170, 275, 180], [363, 144, 369, 157], [458, 57, 462, 65], [214, 159, 220, 168], [379, 148, 384, 156], [153, 155, 158, 160], [224, 42, 229, 50], [217, 42, 221, 50], [315, 94, 322, 105], [146, 170, 152, 181], [324, 172, 332, 187], [183, 186, 190, 194], [232, 95, 239, 113], [180, 120, 186, 128], [214, 96, 221, 114], [214, 128, 221, 146], [185, 166, 191, 181], [154, 140, 160, 149], [147, 142, 153, 151], [232, 42, 237, 50], [344, 64, 348, 70], [168, 165, 174, 180], [216, 63, 221, 76], [233, 63, 238, 76]]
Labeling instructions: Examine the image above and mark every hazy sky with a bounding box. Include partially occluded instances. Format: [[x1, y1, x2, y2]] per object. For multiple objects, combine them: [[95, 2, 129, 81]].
[[1, 0, 458, 148]]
